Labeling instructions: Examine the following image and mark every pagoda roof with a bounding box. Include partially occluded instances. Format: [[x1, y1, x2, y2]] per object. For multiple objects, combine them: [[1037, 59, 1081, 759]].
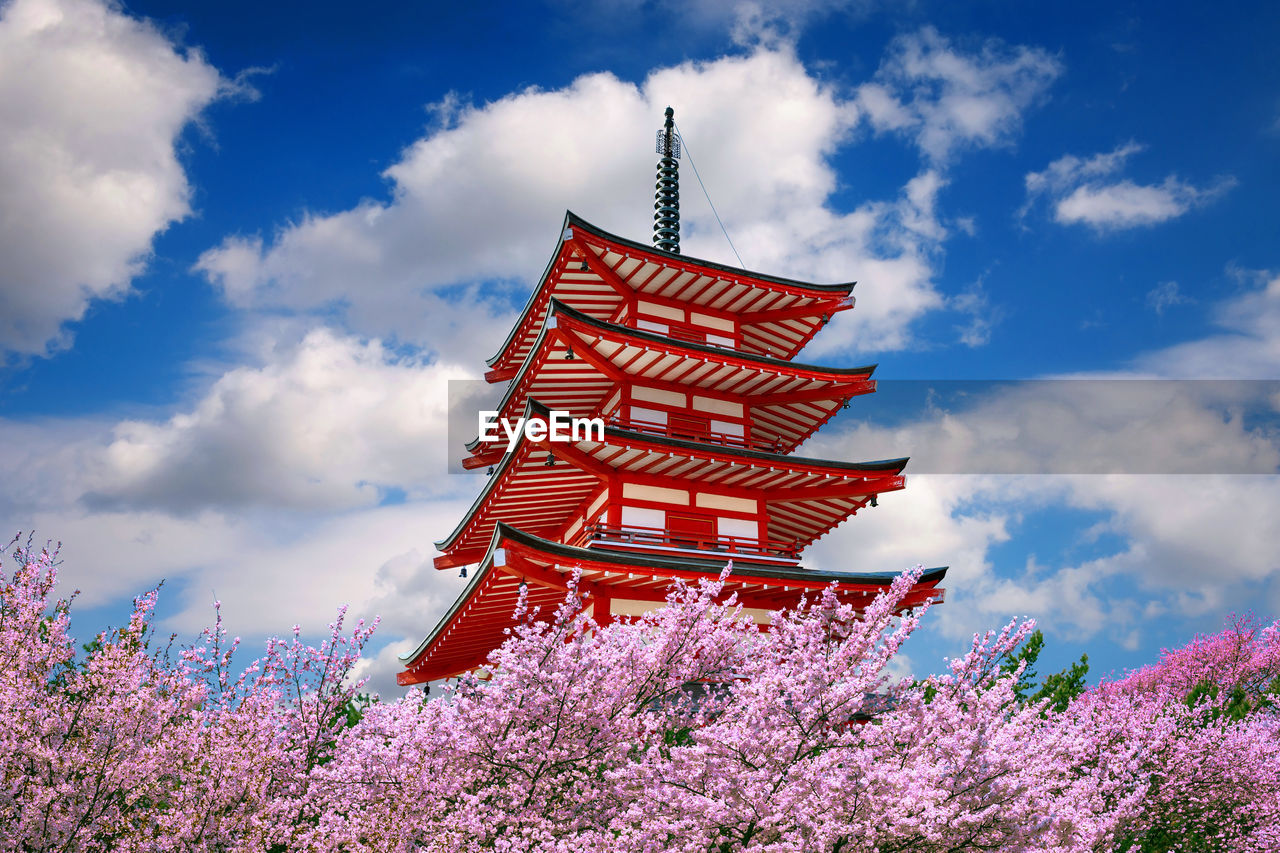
[[400, 523, 947, 685], [463, 300, 876, 465], [437, 398, 907, 569], [486, 212, 857, 379]]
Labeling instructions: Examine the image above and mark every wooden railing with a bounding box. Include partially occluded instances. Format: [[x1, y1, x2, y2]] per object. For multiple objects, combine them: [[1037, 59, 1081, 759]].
[[575, 522, 800, 560]]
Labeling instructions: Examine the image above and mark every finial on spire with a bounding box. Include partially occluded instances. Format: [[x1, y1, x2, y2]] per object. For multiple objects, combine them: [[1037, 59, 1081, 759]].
[[653, 106, 681, 254]]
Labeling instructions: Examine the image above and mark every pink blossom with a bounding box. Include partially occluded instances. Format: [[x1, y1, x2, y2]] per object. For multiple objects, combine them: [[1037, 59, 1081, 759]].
[[0, 536, 1276, 851]]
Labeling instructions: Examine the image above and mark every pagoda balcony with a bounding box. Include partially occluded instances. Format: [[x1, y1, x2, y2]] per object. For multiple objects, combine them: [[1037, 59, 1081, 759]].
[[604, 414, 784, 453], [573, 522, 801, 564]]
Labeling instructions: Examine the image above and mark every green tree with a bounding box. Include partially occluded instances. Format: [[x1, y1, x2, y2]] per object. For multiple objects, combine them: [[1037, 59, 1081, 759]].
[[999, 628, 1089, 712]]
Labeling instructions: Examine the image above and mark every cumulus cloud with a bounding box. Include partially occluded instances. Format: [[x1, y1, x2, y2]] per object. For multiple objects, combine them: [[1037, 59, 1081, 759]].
[[814, 380, 1279, 476], [1055, 181, 1226, 229], [81, 327, 475, 513], [855, 27, 1062, 164], [196, 35, 1061, 359], [16, 493, 470, 698], [811, 256, 1280, 650], [0, 0, 229, 356], [195, 49, 925, 354], [0, 334, 479, 694], [1023, 142, 1235, 231], [803, 329, 1280, 645]]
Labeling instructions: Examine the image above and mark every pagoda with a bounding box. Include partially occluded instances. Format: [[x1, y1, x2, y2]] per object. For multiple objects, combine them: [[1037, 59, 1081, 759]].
[[397, 108, 945, 686]]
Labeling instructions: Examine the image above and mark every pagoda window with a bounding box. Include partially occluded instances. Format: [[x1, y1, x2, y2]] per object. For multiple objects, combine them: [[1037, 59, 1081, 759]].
[[668, 511, 717, 549], [669, 413, 710, 441]]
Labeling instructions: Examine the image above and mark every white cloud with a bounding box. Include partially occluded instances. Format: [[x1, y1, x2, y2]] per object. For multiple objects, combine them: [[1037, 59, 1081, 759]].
[[1068, 474, 1280, 590], [1055, 180, 1219, 228], [855, 27, 1062, 163], [150, 500, 469, 640], [0, 341, 479, 693], [19, 507, 243, 609], [1024, 141, 1145, 195], [1023, 142, 1234, 231], [805, 473, 1009, 599], [16, 495, 470, 697], [196, 48, 933, 354], [0, 0, 228, 356], [1132, 270, 1280, 378], [804, 373, 1280, 643], [819, 380, 1278, 477], [82, 327, 475, 512], [196, 36, 1061, 360]]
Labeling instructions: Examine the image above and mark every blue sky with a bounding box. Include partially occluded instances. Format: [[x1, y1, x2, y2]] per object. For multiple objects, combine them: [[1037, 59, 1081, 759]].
[[1, 0, 1277, 693]]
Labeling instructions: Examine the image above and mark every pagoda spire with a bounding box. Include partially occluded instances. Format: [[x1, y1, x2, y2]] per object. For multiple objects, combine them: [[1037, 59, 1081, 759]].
[[653, 106, 681, 254]]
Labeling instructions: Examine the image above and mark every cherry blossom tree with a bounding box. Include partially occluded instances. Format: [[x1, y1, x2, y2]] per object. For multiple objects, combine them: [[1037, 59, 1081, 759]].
[[1, 534, 1276, 852], [0, 536, 374, 851]]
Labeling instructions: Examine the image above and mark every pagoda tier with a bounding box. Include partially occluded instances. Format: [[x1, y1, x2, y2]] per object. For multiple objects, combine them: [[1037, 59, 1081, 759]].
[[399, 523, 947, 685], [485, 212, 856, 381], [436, 399, 906, 571], [462, 300, 877, 469]]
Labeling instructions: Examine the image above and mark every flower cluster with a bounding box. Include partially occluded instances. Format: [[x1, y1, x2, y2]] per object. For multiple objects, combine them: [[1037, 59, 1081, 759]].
[[0, 537, 375, 851], [1, 538, 1276, 851]]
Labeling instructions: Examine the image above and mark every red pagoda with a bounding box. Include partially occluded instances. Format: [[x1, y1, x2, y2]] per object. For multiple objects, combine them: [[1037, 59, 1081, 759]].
[[397, 109, 945, 686]]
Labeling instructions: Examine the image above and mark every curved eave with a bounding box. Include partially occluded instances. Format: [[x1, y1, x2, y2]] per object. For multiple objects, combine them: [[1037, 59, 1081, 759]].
[[464, 299, 877, 456], [600, 424, 908, 475], [493, 522, 947, 587], [486, 211, 858, 371], [566, 211, 856, 295], [437, 397, 908, 555], [552, 299, 877, 377], [402, 521, 947, 672]]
